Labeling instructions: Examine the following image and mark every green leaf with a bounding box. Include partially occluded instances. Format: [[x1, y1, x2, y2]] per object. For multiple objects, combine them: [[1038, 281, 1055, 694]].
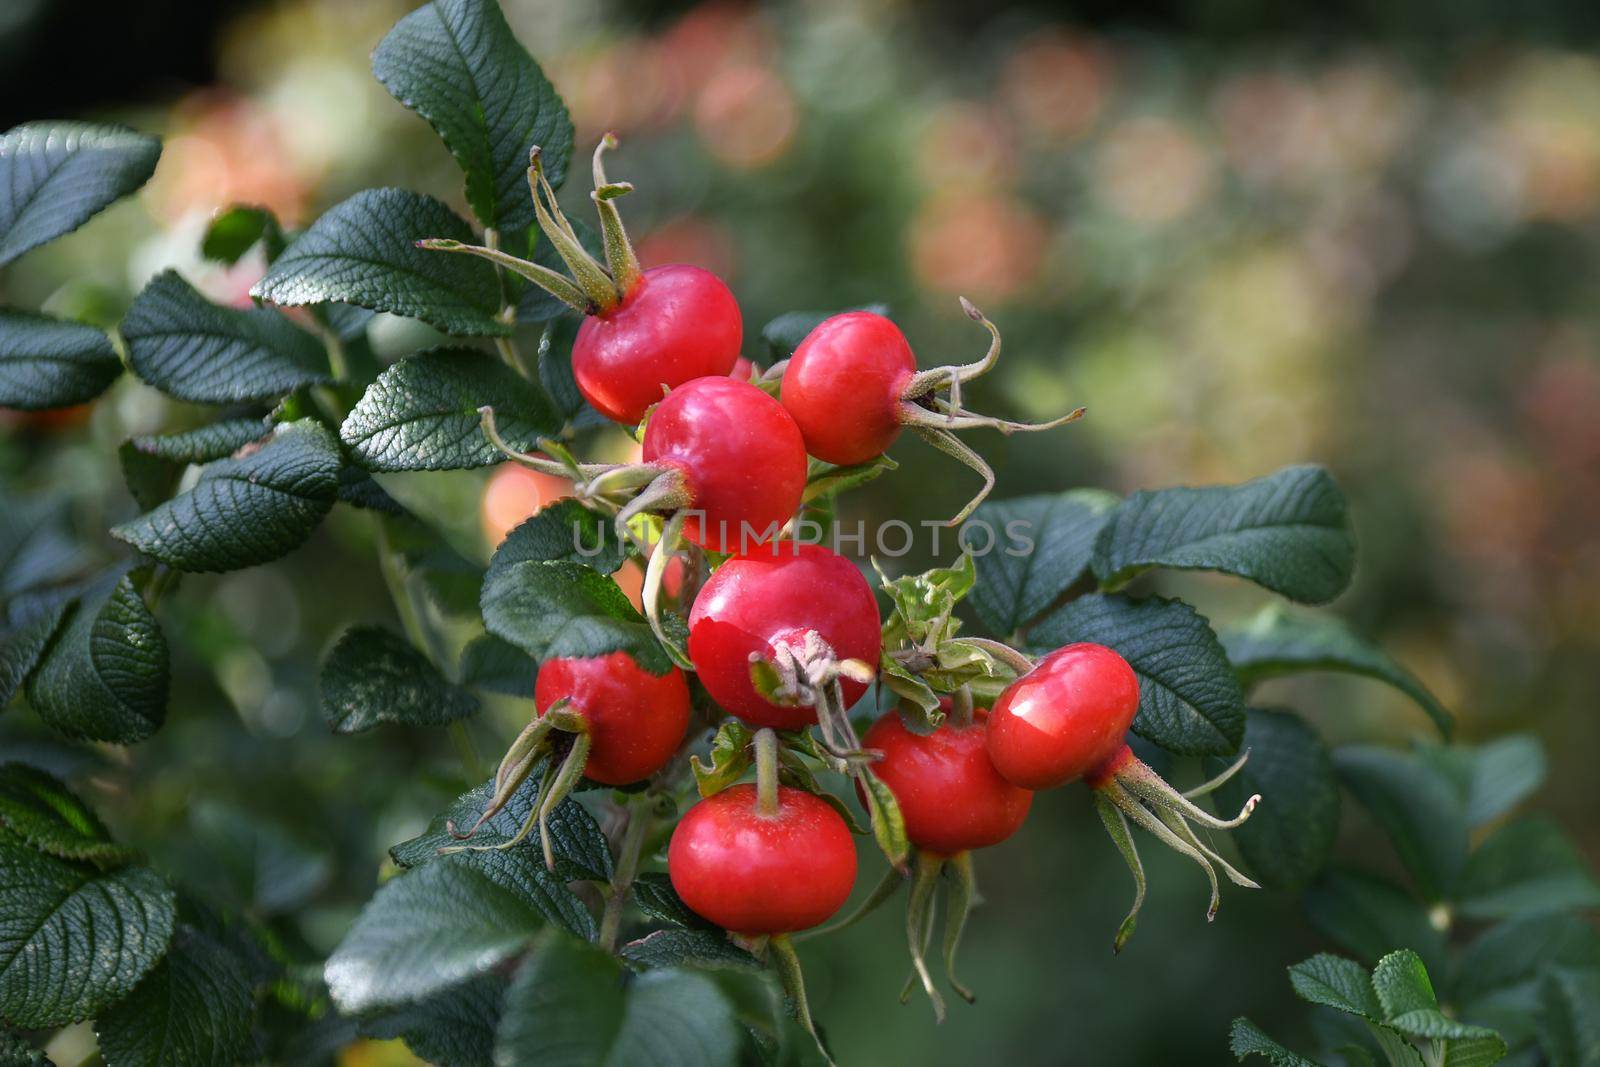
[[122, 270, 330, 403], [1210, 709, 1338, 891], [0, 309, 120, 410], [373, 0, 573, 233], [94, 920, 255, 1067], [1538, 966, 1600, 1067], [760, 304, 889, 361], [0, 122, 161, 267], [1387, 1013, 1506, 1067], [486, 501, 624, 585], [1030, 593, 1245, 756], [361, 974, 505, 1067], [389, 772, 612, 884], [111, 419, 341, 573], [1372, 949, 1437, 1019], [969, 489, 1118, 637], [251, 189, 508, 336], [337, 466, 409, 515], [1455, 817, 1600, 920], [619, 929, 762, 973], [0, 604, 67, 709], [1222, 605, 1452, 738], [184, 802, 331, 916], [631, 873, 713, 930], [0, 763, 137, 867], [482, 559, 669, 674], [1334, 746, 1468, 900], [27, 574, 169, 744], [1453, 914, 1600, 1005], [117, 419, 275, 511], [1303, 870, 1447, 971], [200, 204, 285, 265], [0, 840, 176, 1027], [689, 721, 754, 798], [341, 348, 558, 471], [0, 1031, 52, 1067], [1091, 465, 1355, 604], [1288, 954, 1382, 1019], [319, 625, 478, 734], [1417, 736, 1545, 829], [495, 931, 741, 1067], [458, 634, 534, 697], [325, 849, 589, 1014], [1229, 1018, 1326, 1066]]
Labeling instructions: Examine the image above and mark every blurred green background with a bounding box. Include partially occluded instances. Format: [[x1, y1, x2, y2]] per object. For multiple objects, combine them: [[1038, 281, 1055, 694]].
[[3, 1, 1598, 1064]]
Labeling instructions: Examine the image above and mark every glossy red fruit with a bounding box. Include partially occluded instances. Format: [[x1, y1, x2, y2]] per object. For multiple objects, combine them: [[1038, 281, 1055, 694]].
[[642, 376, 807, 553], [781, 311, 915, 465], [668, 783, 857, 934], [862, 708, 1032, 855], [986, 643, 1140, 790], [572, 264, 742, 424], [687, 542, 881, 729], [533, 652, 690, 785]]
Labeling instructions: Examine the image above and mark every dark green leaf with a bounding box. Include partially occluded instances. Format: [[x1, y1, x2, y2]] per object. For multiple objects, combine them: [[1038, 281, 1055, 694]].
[[389, 772, 612, 883], [1418, 736, 1545, 829], [184, 801, 332, 916], [1303, 869, 1447, 971], [320, 625, 478, 733], [0, 604, 67, 709], [1372, 949, 1436, 1019], [1092, 465, 1355, 604], [518, 229, 598, 326], [1222, 606, 1451, 738], [619, 929, 762, 972], [0, 122, 161, 267], [533, 315, 587, 416], [0, 840, 176, 1027], [1455, 817, 1600, 920], [1453, 915, 1600, 1005], [1334, 746, 1468, 900], [372, 0, 573, 232], [122, 270, 330, 403], [496, 931, 741, 1067], [631, 873, 713, 930], [458, 635, 534, 698], [336, 466, 409, 515], [27, 574, 169, 744], [324, 849, 588, 1014], [0, 500, 95, 615], [1288, 954, 1381, 1019], [760, 304, 890, 362], [341, 348, 558, 471], [0, 309, 120, 410], [361, 973, 505, 1067], [1210, 708, 1338, 891], [0, 1031, 52, 1066], [968, 489, 1118, 637], [482, 560, 669, 674], [252, 189, 507, 335], [486, 500, 624, 585], [0, 763, 137, 867], [1538, 966, 1600, 1067], [94, 921, 255, 1067], [111, 419, 341, 572], [117, 419, 276, 511], [200, 204, 285, 265], [1029, 593, 1245, 756], [1229, 1018, 1325, 1067]]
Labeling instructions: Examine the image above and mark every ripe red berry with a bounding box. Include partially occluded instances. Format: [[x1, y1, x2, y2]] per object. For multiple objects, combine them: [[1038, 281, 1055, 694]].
[[862, 708, 1033, 855], [668, 783, 857, 934], [572, 263, 742, 425], [642, 377, 807, 553], [687, 542, 881, 729], [781, 311, 914, 465], [985, 643, 1140, 790], [533, 652, 690, 785]]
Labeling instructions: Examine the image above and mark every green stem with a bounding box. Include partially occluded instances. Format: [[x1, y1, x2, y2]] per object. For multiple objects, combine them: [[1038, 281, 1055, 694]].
[[599, 795, 653, 952], [769, 934, 832, 1065], [754, 728, 780, 816]]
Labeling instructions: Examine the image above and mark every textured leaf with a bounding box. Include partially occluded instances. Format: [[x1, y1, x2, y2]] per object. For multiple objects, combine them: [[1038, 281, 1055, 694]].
[[458, 634, 535, 698], [320, 625, 478, 733], [251, 188, 507, 336], [1455, 817, 1600, 920], [27, 574, 169, 744], [389, 772, 612, 883], [94, 921, 254, 1067], [117, 419, 276, 511], [0, 1032, 52, 1066], [1334, 746, 1469, 900], [0, 309, 120, 410], [1386, 1010, 1505, 1066], [619, 929, 762, 973], [1303, 870, 1448, 972], [1372, 949, 1438, 1024], [0, 841, 176, 1027], [122, 270, 329, 403], [482, 559, 670, 675], [336, 466, 409, 515], [1418, 735, 1545, 829], [485, 500, 625, 586], [1092, 465, 1355, 604], [1222, 605, 1451, 738], [1288, 954, 1381, 1019], [200, 204, 285, 265], [969, 489, 1118, 637], [373, 0, 573, 233], [1029, 593, 1245, 755], [1538, 966, 1600, 1067], [631, 873, 713, 930], [495, 932, 740, 1067], [0, 763, 137, 866], [1211, 709, 1338, 891], [0, 122, 161, 267], [341, 348, 558, 471], [111, 419, 341, 572], [1229, 1018, 1325, 1067], [361, 974, 505, 1067], [0, 604, 67, 709], [324, 849, 588, 1014], [1453, 914, 1600, 1005]]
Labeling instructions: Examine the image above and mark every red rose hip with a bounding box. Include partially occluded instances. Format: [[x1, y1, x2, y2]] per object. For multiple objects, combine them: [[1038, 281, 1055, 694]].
[[985, 642, 1140, 790], [534, 651, 690, 785]]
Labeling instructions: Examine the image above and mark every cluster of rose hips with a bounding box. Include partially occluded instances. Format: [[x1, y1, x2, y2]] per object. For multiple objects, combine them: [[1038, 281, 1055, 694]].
[[433, 139, 1258, 1050]]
